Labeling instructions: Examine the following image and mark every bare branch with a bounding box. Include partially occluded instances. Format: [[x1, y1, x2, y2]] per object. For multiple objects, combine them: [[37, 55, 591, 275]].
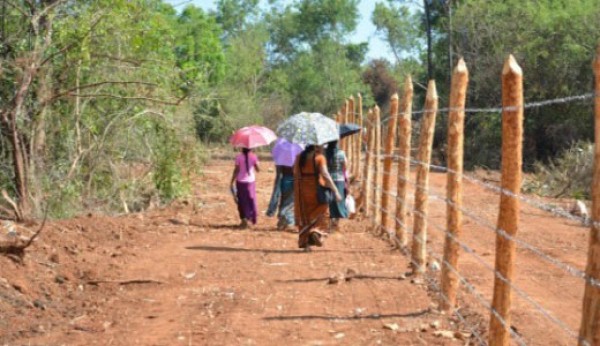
[[37, 0, 68, 20], [5, 0, 28, 17], [42, 81, 160, 105], [69, 94, 188, 106], [1, 190, 22, 221], [40, 12, 106, 67], [22, 206, 48, 249]]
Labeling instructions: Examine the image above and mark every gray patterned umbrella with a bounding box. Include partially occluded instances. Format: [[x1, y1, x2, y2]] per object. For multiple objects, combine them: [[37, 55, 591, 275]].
[[276, 112, 339, 145]]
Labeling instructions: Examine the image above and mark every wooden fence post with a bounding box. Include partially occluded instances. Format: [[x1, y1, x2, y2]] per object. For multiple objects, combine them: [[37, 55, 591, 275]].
[[441, 59, 469, 311], [578, 45, 600, 346], [356, 93, 363, 181], [395, 76, 413, 248], [411, 80, 438, 274], [348, 96, 355, 176], [363, 109, 374, 217], [381, 94, 399, 236], [488, 55, 524, 346], [373, 105, 382, 227], [342, 100, 349, 153]]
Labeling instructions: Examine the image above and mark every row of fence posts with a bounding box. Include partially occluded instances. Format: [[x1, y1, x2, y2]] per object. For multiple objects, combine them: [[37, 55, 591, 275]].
[[337, 96, 364, 184], [334, 46, 600, 346]]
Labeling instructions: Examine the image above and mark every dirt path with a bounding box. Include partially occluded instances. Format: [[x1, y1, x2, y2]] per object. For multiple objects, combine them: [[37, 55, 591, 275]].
[[1, 159, 465, 346], [0, 157, 589, 345]]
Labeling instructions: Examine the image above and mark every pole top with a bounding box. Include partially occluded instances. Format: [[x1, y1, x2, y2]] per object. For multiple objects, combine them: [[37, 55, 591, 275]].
[[391, 93, 399, 100], [349, 95, 354, 101], [404, 75, 413, 91], [374, 105, 380, 114], [426, 80, 438, 101], [357, 93, 362, 99], [454, 58, 468, 75], [502, 54, 522, 76]]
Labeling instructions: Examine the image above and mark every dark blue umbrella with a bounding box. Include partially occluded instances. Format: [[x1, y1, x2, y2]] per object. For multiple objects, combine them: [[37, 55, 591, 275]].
[[339, 123, 362, 138]]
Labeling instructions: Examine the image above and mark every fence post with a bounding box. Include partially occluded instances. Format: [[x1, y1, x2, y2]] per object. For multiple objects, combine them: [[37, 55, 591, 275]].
[[373, 105, 382, 227], [579, 45, 600, 346], [356, 93, 363, 181], [395, 76, 413, 249], [381, 94, 399, 237], [411, 80, 438, 274], [342, 100, 349, 153], [348, 96, 355, 176], [488, 55, 524, 346], [363, 109, 374, 217], [441, 59, 469, 311]]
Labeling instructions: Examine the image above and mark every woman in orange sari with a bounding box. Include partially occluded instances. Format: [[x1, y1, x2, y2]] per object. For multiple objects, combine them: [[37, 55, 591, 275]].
[[294, 145, 342, 250]]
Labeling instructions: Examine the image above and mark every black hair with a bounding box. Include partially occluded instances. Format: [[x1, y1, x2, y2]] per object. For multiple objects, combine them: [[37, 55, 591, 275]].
[[325, 141, 338, 167], [242, 148, 251, 172], [299, 145, 315, 169]]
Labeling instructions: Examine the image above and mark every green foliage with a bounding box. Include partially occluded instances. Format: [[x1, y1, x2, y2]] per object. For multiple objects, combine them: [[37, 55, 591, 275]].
[[3, 0, 596, 219], [0, 0, 216, 217], [372, 0, 421, 62], [449, 0, 600, 168], [152, 124, 192, 201], [175, 5, 226, 88], [261, 0, 364, 115], [216, 0, 260, 37], [193, 99, 233, 142]]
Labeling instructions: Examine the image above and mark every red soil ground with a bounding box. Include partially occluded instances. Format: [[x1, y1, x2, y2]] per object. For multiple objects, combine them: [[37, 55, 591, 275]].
[[0, 157, 590, 345]]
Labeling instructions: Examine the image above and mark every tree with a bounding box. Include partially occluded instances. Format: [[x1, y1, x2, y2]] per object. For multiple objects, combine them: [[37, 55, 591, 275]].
[[175, 5, 225, 89], [372, 0, 420, 64], [362, 59, 399, 109], [0, 0, 207, 219], [215, 0, 260, 38], [450, 0, 600, 168], [264, 0, 365, 114]]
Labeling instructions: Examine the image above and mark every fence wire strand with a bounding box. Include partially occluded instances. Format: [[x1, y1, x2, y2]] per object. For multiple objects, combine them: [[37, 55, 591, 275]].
[[375, 163, 600, 289]]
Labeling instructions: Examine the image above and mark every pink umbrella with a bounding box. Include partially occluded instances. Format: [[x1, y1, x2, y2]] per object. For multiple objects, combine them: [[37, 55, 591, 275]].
[[229, 125, 277, 149]]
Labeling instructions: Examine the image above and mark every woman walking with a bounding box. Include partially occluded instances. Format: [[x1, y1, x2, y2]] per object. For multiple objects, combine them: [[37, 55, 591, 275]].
[[267, 165, 296, 231], [294, 145, 341, 250], [325, 141, 349, 230], [230, 148, 260, 228]]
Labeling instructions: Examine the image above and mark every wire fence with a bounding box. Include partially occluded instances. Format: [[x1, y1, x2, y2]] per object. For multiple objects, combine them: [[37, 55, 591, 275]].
[[355, 91, 597, 124], [364, 158, 588, 345], [332, 58, 599, 345]]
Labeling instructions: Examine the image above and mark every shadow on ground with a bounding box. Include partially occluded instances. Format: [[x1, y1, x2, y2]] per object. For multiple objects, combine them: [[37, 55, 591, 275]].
[[276, 274, 408, 283], [186, 244, 382, 254], [263, 309, 431, 321]]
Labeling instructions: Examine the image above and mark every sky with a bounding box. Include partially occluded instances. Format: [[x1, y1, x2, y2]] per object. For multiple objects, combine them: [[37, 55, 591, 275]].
[[165, 0, 394, 61]]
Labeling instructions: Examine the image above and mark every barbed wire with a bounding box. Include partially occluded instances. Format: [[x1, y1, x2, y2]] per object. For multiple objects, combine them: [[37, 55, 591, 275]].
[[370, 201, 527, 345], [370, 179, 587, 345], [338, 88, 597, 345], [375, 166, 600, 289], [367, 201, 489, 346], [371, 151, 592, 228], [410, 206, 586, 345], [346, 92, 595, 125]]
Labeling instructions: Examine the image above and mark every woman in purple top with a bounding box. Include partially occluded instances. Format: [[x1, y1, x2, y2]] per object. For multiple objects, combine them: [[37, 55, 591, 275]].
[[230, 148, 260, 228]]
